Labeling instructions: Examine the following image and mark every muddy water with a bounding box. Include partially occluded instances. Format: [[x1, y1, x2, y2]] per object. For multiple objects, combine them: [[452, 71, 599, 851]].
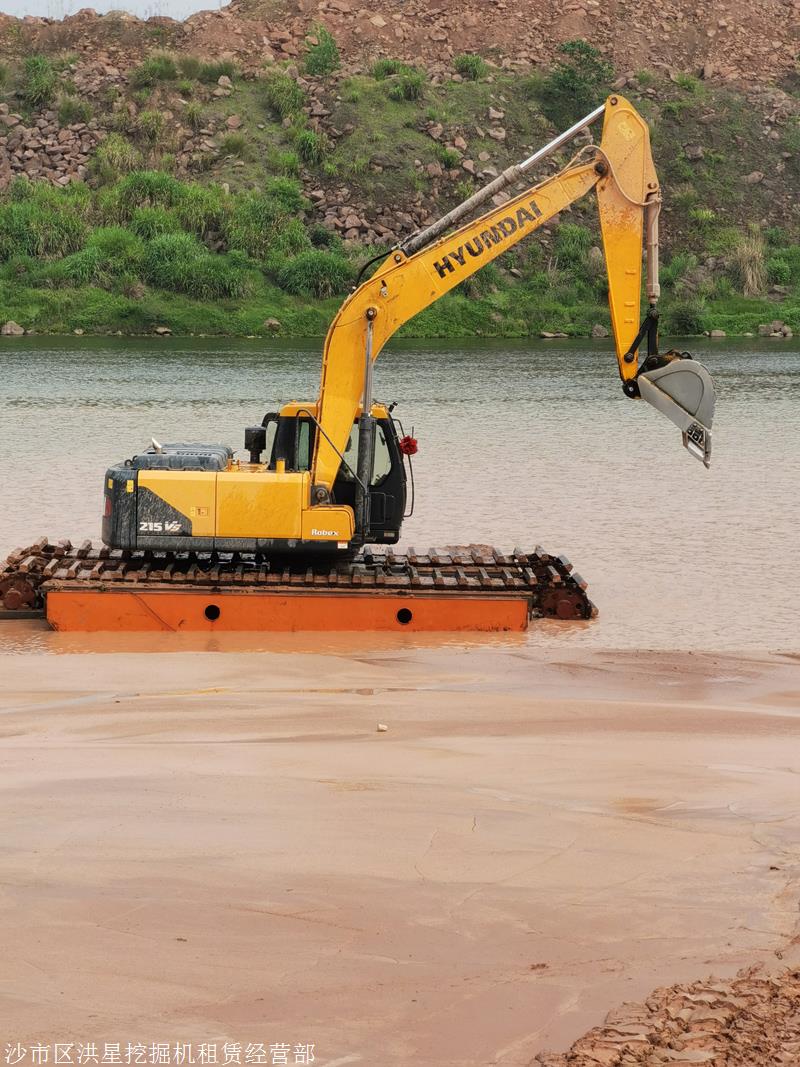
[[0, 335, 798, 651]]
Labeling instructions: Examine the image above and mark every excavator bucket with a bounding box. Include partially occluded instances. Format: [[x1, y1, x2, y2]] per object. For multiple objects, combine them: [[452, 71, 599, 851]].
[[637, 357, 716, 468]]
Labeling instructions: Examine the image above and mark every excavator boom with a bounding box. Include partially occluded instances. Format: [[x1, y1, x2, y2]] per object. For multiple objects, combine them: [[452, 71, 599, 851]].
[[312, 95, 715, 490]]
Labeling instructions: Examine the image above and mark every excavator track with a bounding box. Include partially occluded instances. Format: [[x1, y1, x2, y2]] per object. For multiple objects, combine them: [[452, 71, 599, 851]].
[[0, 538, 596, 631]]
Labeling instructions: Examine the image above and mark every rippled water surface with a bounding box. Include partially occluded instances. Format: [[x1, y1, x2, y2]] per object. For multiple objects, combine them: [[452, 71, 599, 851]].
[[1, 335, 798, 652]]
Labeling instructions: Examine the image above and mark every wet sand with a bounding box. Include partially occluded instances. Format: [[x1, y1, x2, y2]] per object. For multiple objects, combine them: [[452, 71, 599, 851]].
[[1, 643, 800, 1064]]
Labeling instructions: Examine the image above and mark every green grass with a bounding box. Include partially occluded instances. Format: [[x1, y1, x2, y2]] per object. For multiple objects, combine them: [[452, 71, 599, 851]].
[[22, 55, 57, 109], [304, 25, 340, 77]]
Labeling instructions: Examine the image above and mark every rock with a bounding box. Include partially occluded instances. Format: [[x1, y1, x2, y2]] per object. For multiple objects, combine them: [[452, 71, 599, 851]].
[[684, 143, 705, 161], [263, 318, 281, 332], [73, 327, 84, 336], [217, 75, 233, 89], [428, 123, 444, 140], [462, 159, 476, 174], [488, 106, 505, 120], [377, 723, 388, 732], [771, 319, 785, 332], [742, 170, 764, 185], [591, 323, 609, 338], [782, 326, 793, 338], [758, 323, 772, 336], [1, 320, 24, 336], [487, 126, 506, 141], [540, 331, 568, 339], [453, 135, 467, 151], [225, 114, 242, 129], [709, 328, 726, 338], [154, 325, 172, 335], [369, 13, 387, 26]]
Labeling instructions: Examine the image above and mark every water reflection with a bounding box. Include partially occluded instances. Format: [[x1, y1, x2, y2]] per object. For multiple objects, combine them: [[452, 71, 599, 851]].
[[0, 335, 798, 653]]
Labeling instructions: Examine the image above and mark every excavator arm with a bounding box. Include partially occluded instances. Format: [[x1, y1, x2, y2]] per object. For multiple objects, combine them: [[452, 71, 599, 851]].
[[310, 95, 715, 500]]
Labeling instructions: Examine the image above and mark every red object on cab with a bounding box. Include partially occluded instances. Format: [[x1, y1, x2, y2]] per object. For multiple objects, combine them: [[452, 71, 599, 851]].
[[398, 435, 418, 456]]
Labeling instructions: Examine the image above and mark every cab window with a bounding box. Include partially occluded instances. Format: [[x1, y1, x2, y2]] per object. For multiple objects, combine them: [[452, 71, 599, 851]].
[[339, 423, 392, 485]]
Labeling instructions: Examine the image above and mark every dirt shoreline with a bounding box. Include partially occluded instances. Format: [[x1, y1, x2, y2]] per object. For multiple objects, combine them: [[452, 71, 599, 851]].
[[1, 644, 799, 1064]]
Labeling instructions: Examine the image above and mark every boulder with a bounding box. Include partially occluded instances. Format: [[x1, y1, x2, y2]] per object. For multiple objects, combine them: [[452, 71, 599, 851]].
[[154, 325, 172, 335], [591, 323, 609, 338], [709, 328, 726, 338], [1, 320, 24, 336], [263, 318, 281, 332]]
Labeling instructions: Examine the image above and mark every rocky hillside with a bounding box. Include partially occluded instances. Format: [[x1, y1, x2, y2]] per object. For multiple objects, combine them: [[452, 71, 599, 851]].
[[0, 0, 797, 337], [4, 0, 799, 87]]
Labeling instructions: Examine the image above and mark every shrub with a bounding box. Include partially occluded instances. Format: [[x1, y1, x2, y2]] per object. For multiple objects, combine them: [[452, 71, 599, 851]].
[[174, 183, 225, 235], [178, 55, 202, 79], [372, 59, 416, 80], [264, 177, 307, 213], [304, 24, 340, 76], [0, 199, 86, 260], [0, 63, 7, 89], [143, 232, 250, 298], [177, 78, 193, 97], [224, 190, 304, 259], [537, 39, 614, 128], [219, 132, 251, 159], [387, 72, 424, 101], [276, 250, 353, 297], [22, 55, 58, 110], [728, 229, 766, 296], [198, 59, 236, 85], [766, 257, 791, 286], [111, 170, 185, 221], [142, 231, 205, 287], [436, 147, 460, 169], [91, 134, 142, 183], [131, 52, 178, 89], [137, 109, 165, 143], [273, 149, 300, 176], [57, 95, 92, 126], [130, 206, 182, 239], [262, 72, 305, 119], [185, 103, 204, 131], [453, 54, 487, 81], [59, 246, 105, 286], [86, 226, 145, 275], [267, 218, 312, 259], [554, 223, 592, 270], [295, 128, 327, 166], [662, 298, 705, 335]]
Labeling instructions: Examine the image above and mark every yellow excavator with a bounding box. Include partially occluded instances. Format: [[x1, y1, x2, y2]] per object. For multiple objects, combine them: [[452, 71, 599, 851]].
[[101, 95, 715, 559], [0, 96, 717, 631]]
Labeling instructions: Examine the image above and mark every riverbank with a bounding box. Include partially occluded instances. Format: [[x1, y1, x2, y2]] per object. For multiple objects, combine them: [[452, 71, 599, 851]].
[[2, 280, 799, 339], [1, 644, 799, 1063]]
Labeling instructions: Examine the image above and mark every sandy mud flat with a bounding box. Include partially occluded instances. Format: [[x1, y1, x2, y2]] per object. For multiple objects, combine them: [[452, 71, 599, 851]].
[[1, 640, 799, 1065]]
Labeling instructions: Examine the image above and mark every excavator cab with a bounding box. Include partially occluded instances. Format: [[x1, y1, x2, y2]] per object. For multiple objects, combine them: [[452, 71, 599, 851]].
[[247, 403, 408, 546]]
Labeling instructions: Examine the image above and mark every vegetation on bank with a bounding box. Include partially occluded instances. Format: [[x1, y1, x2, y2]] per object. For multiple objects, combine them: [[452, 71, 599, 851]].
[[0, 39, 798, 337]]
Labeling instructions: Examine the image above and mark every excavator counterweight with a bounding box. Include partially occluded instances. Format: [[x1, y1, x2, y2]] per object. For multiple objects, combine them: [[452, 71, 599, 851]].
[[0, 96, 717, 632]]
